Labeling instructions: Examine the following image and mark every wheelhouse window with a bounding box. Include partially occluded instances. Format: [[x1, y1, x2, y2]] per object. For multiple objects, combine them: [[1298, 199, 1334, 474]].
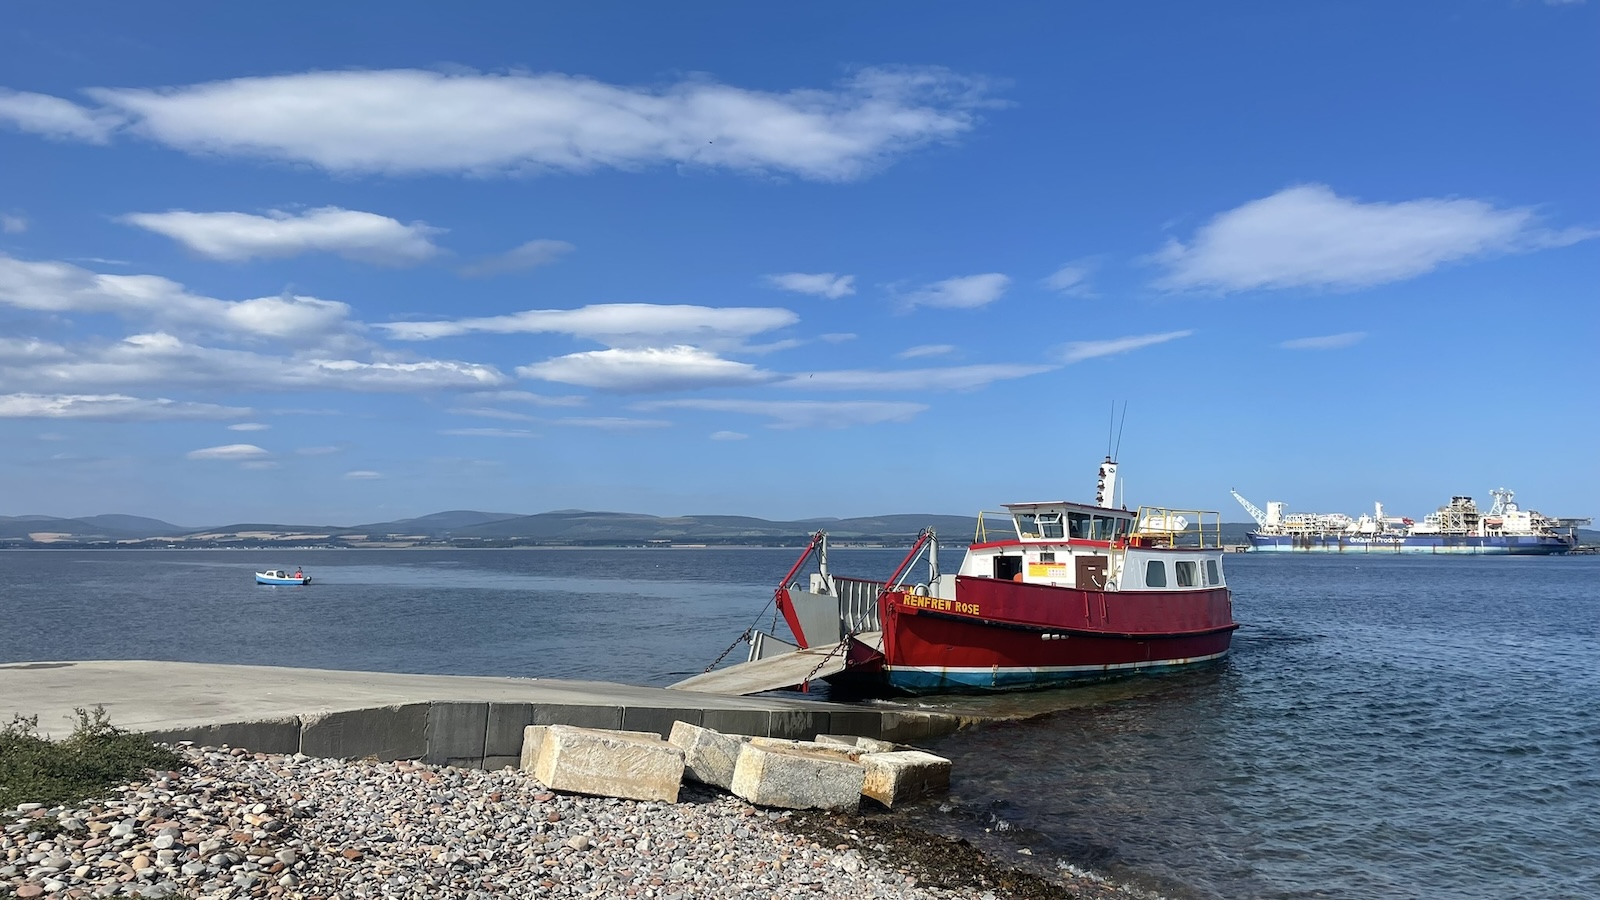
[[1015, 513, 1039, 538], [1069, 512, 1092, 539], [1145, 560, 1167, 587], [1037, 512, 1065, 539], [1175, 560, 1198, 587], [1091, 516, 1121, 541], [1206, 559, 1221, 585]]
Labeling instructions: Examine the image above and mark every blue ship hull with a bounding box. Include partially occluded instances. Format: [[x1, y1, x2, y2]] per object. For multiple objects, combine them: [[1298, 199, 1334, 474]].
[[1246, 534, 1571, 555]]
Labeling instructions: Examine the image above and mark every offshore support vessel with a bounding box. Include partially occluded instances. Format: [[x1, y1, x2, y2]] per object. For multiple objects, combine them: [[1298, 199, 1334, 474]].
[[1230, 488, 1589, 555], [674, 459, 1238, 696]]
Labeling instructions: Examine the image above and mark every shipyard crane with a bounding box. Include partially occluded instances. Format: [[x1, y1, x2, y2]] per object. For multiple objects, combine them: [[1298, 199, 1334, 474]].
[[1230, 489, 1270, 529]]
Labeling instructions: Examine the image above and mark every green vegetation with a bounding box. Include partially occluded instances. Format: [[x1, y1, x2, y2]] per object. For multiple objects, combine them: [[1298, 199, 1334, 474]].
[[0, 707, 182, 810]]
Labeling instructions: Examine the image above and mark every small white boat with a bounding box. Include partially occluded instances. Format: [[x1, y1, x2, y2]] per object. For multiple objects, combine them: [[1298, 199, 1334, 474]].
[[255, 569, 311, 585]]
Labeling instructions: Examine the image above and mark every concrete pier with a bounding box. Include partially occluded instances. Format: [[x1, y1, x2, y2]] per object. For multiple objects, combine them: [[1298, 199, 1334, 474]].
[[0, 661, 984, 769]]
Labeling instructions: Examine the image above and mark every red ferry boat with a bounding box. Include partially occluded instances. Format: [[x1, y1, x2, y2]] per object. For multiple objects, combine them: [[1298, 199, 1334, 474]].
[[720, 458, 1238, 695]]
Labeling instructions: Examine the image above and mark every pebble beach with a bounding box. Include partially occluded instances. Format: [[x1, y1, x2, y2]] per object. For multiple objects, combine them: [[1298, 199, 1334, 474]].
[[2, 746, 1137, 900]]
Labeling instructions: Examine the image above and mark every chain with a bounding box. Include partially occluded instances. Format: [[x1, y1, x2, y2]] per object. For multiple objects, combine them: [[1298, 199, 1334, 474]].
[[799, 631, 853, 690], [701, 628, 753, 674]]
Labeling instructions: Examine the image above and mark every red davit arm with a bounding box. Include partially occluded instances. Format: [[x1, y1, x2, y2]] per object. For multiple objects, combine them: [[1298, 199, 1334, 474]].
[[773, 531, 825, 649], [882, 528, 935, 591]]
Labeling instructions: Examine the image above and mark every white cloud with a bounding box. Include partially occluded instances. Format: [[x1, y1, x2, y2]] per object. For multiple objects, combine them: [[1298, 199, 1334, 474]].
[[552, 416, 671, 430], [13, 67, 994, 180], [518, 345, 776, 391], [449, 407, 538, 422], [440, 428, 538, 438], [785, 363, 1052, 391], [766, 273, 855, 299], [382, 303, 797, 348], [0, 392, 250, 421], [637, 399, 927, 430], [3, 332, 508, 394], [344, 470, 382, 480], [0, 253, 354, 341], [0, 88, 121, 141], [1153, 184, 1595, 292], [186, 443, 269, 460], [896, 344, 955, 359], [228, 422, 270, 431], [710, 431, 748, 441], [459, 239, 574, 277], [1, 212, 26, 234], [463, 390, 586, 407], [122, 207, 443, 264], [1043, 262, 1094, 296], [904, 273, 1010, 309], [1280, 331, 1367, 350], [1059, 330, 1193, 363]]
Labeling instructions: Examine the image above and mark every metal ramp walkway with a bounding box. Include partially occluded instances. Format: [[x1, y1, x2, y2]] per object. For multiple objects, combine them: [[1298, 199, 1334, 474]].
[[669, 632, 882, 696]]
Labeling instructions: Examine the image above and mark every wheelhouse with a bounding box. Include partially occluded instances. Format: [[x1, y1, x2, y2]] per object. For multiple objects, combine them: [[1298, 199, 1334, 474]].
[[955, 501, 1228, 593]]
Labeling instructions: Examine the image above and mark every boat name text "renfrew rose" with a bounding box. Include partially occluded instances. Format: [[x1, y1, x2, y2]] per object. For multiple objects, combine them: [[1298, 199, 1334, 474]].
[[899, 595, 980, 615]]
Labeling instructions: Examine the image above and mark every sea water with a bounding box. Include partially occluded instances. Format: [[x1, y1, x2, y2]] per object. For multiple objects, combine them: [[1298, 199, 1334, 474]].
[[2, 549, 1596, 899]]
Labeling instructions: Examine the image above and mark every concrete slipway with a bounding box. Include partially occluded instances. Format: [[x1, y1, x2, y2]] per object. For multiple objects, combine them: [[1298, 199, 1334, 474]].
[[0, 661, 985, 768]]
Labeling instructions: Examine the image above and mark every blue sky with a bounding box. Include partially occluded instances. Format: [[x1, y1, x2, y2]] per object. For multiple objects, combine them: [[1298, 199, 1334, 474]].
[[1, 1, 1595, 528]]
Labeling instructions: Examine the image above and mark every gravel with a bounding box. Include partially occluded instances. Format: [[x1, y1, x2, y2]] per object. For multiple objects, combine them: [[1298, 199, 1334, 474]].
[[0, 745, 1108, 900]]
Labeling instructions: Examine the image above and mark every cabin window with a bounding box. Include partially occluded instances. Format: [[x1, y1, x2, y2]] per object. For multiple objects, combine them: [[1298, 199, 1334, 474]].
[[1015, 513, 1039, 538], [1091, 516, 1120, 541], [1206, 559, 1221, 585], [1068, 512, 1092, 539], [1145, 560, 1167, 587], [1175, 561, 1198, 587], [1039, 552, 1056, 563], [1037, 512, 1065, 539]]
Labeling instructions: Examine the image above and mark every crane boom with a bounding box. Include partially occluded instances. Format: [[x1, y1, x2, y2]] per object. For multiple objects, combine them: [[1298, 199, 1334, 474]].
[[1230, 488, 1269, 528]]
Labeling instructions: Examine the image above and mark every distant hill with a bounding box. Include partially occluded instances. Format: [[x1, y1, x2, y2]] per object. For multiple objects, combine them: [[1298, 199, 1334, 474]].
[[0, 514, 187, 540], [445, 510, 985, 542], [352, 510, 524, 533]]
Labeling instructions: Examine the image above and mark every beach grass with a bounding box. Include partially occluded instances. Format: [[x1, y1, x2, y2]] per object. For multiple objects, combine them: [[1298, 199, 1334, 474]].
[[0, 706, 181, 810]]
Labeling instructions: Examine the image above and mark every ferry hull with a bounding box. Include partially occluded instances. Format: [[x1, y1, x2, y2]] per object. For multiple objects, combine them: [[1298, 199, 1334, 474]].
[[1246, 534, 1572, 555], [878, 576, 1236, 695]]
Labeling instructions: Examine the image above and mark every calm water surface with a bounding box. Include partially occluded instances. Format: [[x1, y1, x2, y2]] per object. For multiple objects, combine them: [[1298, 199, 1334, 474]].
[[3, 549, 1597, 899]]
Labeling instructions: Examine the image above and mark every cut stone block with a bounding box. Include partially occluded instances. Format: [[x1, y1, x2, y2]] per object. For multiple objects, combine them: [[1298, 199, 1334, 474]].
[[861, 750, 952, 808], [815, 734, 901, 753], [532, 725, 686, 803], [731, 742, 864, 812], [521, 725, 661, 775], [750, 736, 863, 761], [668, 722, 753, 790]]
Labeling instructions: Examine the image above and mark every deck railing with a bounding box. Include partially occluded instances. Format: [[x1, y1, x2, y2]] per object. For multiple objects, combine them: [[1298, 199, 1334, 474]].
[[830, 576, 885, 633], [1132, 506, 1225, 549]]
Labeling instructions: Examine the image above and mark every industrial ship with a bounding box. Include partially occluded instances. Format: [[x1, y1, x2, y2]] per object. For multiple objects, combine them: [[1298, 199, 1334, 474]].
[[1230, 488, 1589, 555]]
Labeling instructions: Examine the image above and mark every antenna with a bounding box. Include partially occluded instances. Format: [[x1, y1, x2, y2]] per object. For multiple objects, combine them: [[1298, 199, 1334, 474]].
[[1106, 400, 1115, 458], [1113, 401, 1128, 461]]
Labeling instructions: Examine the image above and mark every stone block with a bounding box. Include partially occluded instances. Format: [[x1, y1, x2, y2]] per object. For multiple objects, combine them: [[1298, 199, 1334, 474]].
[[824, 710, 886, 740], [529, 703, 624, 730], [815, 734, 901, 754], [484, 703, 536, 758], [621, 706, 703, 738], [698, 708, 771, 737], [668, 722, 753, 790], [749, 737, 863, 761], [767, 708, 831, 740], [861, 750, 952, 808], [424, 702, 488, 766], [521, 724, 662, 773], [533, 725, 685, 803], [731, 742, 864, 812], [142, 718, 301, 755], [299, 704, 428, 761]]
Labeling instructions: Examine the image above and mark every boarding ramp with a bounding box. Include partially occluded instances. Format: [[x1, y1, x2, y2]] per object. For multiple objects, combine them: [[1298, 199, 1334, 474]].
[[785, 574, 886, 647], [669, 632, 883, 696]]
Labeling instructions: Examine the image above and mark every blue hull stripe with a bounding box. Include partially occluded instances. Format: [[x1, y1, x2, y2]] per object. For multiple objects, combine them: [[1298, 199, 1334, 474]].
[[884, 651, 1230, 693]]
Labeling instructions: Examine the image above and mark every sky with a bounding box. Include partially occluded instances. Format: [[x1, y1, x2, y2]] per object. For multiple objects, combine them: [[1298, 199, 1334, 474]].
[[0, 1, 1595, 528]]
